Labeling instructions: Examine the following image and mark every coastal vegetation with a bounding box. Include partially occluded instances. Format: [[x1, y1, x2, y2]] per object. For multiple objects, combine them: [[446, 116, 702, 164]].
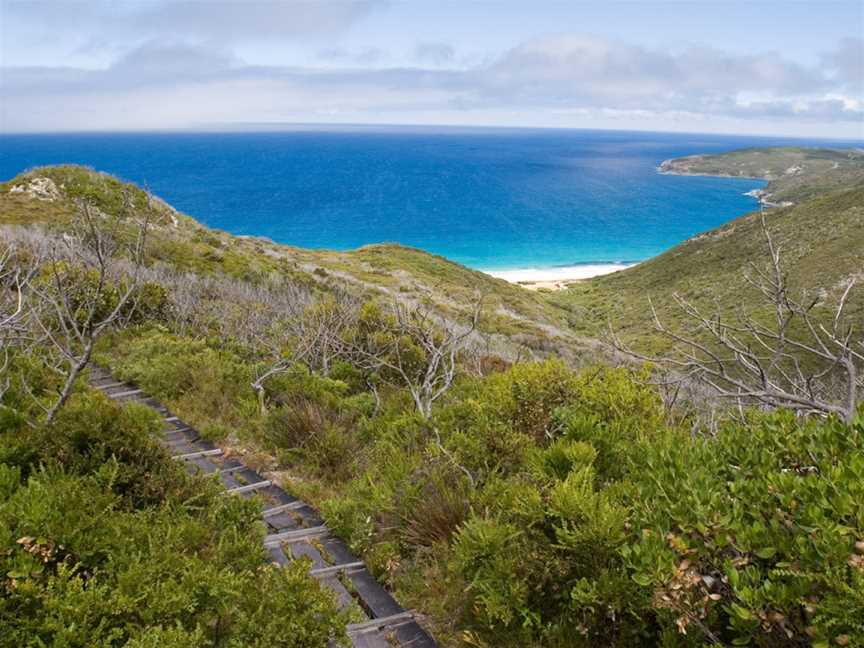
[[1, 148, 862, 647]]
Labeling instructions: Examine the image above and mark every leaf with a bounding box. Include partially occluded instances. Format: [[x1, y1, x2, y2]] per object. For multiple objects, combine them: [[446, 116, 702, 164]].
[[632, 573, 652, 586], [755, 547, 776, 559], [731, 603, 754, 621]]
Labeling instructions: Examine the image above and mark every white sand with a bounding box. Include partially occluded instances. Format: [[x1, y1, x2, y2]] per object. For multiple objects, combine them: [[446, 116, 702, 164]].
[[484, 263, 635, 283]]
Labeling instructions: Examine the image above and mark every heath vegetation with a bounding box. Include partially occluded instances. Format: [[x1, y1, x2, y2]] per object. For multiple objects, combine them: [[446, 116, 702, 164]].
[[1, 158, 862, 647]]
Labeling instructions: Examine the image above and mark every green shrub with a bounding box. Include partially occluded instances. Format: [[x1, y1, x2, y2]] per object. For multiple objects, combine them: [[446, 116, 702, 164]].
[[100, 327, 257, 441], [624, 412, 864, 646], [0, 368, 345, 647]]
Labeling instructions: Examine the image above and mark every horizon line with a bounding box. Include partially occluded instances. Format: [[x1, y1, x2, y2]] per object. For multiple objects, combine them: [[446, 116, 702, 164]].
[[2, 122, 863, 144]]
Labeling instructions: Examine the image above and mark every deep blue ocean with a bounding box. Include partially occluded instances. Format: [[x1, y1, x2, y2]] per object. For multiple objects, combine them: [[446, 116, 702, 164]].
[[0, 129, 857, 271]]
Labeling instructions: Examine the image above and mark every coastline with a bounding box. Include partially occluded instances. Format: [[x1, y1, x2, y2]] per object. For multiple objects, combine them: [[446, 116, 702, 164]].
[[657, 158, 786, 207], [484, 262, 636, 290]]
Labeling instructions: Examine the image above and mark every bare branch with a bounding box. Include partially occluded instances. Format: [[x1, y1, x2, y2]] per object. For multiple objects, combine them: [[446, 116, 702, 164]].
[[610, 214, 861, 424]]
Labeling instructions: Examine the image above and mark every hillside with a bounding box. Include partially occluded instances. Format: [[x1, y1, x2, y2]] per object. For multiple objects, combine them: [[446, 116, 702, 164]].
[[555, 149, 864, 353], [0, 165, 581, 359], [659, 146, 864, 205]]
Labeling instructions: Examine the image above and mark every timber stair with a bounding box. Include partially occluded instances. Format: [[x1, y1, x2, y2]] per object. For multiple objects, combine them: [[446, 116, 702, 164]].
[[89, 366, 436, 648]]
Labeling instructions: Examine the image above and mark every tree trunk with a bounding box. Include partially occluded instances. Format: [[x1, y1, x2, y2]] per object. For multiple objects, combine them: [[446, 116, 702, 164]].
[[45, 340, 93, 423]]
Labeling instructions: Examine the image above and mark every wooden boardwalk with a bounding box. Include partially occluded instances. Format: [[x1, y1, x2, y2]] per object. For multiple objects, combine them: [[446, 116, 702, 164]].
[[90, 366, 437, 648]]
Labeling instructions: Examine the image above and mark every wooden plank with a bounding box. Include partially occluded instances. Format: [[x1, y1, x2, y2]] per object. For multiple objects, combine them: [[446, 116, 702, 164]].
[[263, 525, 328, 547], [108, 388, 144, 398], [95, 381, 126, 389], [164, 425, 194, 435], [346, 570, 403, 618], [261, 501, 306, 517], [226, 480, 271, 495], [321, 576, 355, 610], [347, 611, 414, 635], [290, 541, 328, 570], [393, 621, 438, 648], [309, 561, 364, 578], [267, 544, 290, 567], [172, 448, 223, 460], [350, 630, 392, 648]]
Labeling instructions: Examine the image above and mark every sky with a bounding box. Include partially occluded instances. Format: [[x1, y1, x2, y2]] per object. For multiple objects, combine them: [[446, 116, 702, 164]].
[[1, 0, 862, 137]]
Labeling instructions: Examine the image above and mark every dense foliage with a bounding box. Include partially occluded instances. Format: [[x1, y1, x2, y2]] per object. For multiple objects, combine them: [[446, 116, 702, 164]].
[[0, 359, 344, 647], [101, 327, 864, 647]]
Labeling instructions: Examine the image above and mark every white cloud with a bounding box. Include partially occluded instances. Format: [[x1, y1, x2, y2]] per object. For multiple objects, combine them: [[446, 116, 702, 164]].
[[821, 37, 864, 91], [415, 42, 455, 65], [3, 0, 385, 43], [1, 33, 861, 136]]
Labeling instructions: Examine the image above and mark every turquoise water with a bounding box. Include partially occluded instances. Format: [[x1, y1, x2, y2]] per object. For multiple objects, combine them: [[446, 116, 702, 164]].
[[0, 128, 849, 271]]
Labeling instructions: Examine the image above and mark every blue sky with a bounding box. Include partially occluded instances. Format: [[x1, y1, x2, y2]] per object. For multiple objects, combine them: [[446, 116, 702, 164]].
[[1, 1, 862, 136]]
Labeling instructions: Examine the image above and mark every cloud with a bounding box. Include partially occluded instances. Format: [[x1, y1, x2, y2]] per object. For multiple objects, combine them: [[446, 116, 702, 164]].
[[477, 35, 830, 109], [415, 42, 455, 65], [821, 38, 864, 92], [113, 41, 240, 78], [3, 0, 385, 43], [1, 33, 861, 135], [317, 47, 389, 65]]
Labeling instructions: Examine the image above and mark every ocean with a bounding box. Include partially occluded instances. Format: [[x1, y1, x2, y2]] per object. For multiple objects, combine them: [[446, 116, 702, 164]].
[[0, 128, 854, 276]]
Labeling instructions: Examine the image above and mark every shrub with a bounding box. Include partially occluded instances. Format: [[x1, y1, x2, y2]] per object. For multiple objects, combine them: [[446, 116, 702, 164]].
[[398, 462, 474, 550], [99, 327, 256, 440], [624, 412, 864, 646], [0, 369, 345, 647]]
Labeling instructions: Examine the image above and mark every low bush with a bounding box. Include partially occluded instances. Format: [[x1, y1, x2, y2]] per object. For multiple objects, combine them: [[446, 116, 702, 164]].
[[98, 327, 257, 441], [0, 379, 345, 647], [321, 360, 863, 647]]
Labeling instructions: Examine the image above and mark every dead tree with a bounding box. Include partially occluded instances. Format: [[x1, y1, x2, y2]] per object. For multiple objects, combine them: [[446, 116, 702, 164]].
[[0, 244, 38, 401], [250, 291, 359, 412], [612, 215, 862, 424], [0, 245, 32, 338], [338, 297, 482, 419], [32, 195, 149, 422]]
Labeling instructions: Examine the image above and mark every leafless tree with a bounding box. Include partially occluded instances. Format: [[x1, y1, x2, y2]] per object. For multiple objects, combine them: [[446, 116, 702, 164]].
[[611, 215, 862, 424], [0, 244, 39, 401], [250, 291, 360, 412], [338, 297, 483, 419], [0, 245, 32, 337], [31, 195, 149, 422]]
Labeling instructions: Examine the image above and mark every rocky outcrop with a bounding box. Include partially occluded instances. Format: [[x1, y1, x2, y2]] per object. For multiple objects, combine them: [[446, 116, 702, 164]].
[[9, 177, 60, 201]]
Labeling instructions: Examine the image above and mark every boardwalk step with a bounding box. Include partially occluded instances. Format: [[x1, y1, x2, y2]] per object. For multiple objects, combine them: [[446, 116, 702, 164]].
[[264, 525, 328, 547], [95, 381, 126, 389], [172, 448, 223, 460], [347, 611, 415, 636], [351, 632, 393, 648], [262, 501, 307, 517], [310, 561, 365, 578], [165, 425, 194, 435], [226, 480, 272, 495], [108, 388, 144, 398]]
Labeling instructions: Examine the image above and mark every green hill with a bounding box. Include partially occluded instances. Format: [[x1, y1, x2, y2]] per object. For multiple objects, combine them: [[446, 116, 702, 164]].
[[0, 165, 580, 357]]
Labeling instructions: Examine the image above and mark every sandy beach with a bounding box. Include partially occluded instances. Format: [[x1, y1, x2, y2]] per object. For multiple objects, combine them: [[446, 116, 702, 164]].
[[485, 263, 636, 290]]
